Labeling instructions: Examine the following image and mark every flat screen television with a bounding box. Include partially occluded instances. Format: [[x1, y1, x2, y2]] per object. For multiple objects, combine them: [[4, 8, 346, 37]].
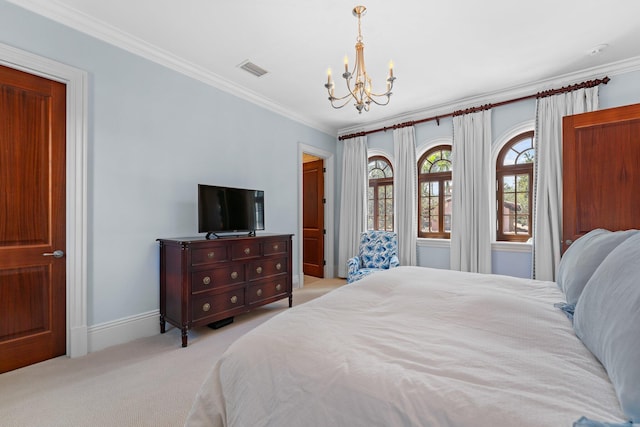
[[198, 184, 265, 239]]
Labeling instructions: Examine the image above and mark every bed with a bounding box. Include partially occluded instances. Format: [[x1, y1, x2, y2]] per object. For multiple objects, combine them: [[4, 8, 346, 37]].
[[185, 229, 640, 427]]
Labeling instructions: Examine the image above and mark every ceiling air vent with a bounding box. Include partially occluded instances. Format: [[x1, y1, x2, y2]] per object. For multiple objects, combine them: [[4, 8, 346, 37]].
[[238, 60, 268, 77]]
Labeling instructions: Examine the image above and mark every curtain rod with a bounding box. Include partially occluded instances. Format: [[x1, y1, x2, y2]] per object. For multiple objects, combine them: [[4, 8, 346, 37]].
[[337, 76, 610, 141]]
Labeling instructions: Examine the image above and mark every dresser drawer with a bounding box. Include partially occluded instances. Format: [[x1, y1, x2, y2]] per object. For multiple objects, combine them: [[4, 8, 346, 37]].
[[192, 265, 246, 293], [231, 241, 261, 260], [263, 238, 288, 255], [247, 275, 289, 304], [191, 289, 245, 322], [191, 243, 229, 266], [248, 257, 288, 280]]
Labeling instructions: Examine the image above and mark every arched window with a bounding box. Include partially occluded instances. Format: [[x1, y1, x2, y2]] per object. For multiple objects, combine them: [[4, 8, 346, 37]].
[[367, 156, 393, 231], [496, 131, 534, 242], [418, 145, 452, 238]]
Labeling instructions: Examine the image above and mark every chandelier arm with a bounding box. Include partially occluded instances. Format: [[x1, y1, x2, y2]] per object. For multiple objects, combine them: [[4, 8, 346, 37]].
[[329, 97, 353, 109], [364, 95, 392, 106], [343, 75, 363, 103], [365, 88, 394, 98], [328, 92, 356, 102]]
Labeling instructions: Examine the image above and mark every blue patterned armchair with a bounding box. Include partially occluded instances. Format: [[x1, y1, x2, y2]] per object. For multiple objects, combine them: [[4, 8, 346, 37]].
[[347, 230, 400, 284]]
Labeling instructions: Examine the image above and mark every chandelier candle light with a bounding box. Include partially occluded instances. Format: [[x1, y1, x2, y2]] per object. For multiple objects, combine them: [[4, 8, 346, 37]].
[[324, 5, 396, 113]]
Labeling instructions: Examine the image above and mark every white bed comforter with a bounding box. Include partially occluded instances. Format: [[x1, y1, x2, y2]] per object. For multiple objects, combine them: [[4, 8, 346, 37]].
[[185, 266, 624, 427]]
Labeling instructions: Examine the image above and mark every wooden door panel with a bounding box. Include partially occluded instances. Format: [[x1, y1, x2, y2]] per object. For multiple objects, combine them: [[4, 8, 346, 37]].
[[0, 64, 66, 373], [303, 159, 324, 278], [563, 103, 640, 252], [0, 267, 50, 339]]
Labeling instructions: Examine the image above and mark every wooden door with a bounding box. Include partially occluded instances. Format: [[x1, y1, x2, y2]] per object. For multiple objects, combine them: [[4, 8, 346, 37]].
[[0, 64, 67, 373], [303, 159, 324, 278], [562, 103, 640, 253]]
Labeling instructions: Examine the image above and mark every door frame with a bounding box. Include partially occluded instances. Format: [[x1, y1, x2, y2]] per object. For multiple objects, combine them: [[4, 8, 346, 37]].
[[297, 143, 335, 286], [0, 42, 88, 358]]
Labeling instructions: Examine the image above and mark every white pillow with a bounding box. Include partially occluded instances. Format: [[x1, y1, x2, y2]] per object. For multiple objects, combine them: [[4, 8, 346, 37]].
[[556, 229, 637, 305], [573, 232, 640, 422]]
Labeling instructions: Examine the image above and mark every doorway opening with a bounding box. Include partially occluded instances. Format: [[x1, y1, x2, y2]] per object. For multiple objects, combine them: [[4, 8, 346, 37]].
[[297, 143, 335, 287]]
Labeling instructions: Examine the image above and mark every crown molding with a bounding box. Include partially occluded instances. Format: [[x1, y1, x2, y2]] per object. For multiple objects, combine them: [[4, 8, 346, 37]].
[[6, 0, 335, 136], [8, 1, 640, 139]]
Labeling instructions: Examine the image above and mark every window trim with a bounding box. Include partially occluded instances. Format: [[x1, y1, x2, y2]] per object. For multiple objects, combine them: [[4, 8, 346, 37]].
[[417, 144, 452, 239], [367, 155, 394, 231], [495, 130, 534, 243]]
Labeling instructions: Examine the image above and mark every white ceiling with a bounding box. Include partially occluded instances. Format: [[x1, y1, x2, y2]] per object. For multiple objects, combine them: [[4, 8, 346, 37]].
[[9, 0, 640, 135]]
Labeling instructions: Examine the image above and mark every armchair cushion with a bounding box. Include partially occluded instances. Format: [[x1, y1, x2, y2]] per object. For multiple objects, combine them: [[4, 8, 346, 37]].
[[347, 231, 399, 283]]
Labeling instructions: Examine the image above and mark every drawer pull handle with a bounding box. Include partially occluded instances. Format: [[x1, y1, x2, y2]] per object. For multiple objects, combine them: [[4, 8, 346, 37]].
[[230, 295, 238, 304], [202, 276, 211, 285], [276, 263, 282, 270], [207, 251, 215, 259], [202, 303, 211, 312], [256, 266, 263, 274], [244, 248, 251, 255], [273, 244, 279, 250], [256, 289, 263, 297], [231, 271, 238, 280], [276, 283, 282, 291]]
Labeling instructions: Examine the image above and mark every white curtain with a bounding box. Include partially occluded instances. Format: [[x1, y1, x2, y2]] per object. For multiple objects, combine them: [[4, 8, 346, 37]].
[[393, 126, 417, 266], [337, 135, 368, 278], [451, 110, 492, 273], [532, 87, 598, 281]]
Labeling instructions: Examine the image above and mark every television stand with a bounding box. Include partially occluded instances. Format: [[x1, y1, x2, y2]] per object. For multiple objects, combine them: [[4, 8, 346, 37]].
[[157, 233, 293, 347]]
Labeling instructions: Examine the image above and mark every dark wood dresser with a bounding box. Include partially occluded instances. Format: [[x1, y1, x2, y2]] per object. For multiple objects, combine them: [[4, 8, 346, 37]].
[[157, 234, 293, 347]]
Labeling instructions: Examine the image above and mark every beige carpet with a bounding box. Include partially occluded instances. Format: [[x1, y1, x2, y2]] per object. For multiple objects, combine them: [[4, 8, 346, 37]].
[[0, 277, 345, 427]]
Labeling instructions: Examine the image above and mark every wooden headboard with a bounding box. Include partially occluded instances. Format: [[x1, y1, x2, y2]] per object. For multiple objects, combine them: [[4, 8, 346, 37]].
[[562, 103, 640, 252]]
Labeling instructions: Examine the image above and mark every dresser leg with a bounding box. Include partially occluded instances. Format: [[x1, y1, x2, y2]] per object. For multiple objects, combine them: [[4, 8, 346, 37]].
[[181, 327, 188, 347], [160, 315, 166, 333], [289, 294, 293, 307]]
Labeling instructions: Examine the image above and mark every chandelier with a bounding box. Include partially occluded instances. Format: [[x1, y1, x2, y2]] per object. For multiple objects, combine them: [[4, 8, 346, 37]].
[[324, 5, 396, 113]]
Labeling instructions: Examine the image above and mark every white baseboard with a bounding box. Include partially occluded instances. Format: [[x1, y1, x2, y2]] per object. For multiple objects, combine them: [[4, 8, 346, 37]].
[[87, 310, 159, 353]]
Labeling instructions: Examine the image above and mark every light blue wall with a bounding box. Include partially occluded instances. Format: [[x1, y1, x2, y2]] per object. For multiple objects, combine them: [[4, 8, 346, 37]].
[[356, 68, 640, 279], [0, 1, 336, 325], [2, 0, 640, 327]]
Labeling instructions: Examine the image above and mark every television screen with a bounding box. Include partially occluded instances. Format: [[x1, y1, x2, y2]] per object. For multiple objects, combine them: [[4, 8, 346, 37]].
[[198, 185, 264, 237]]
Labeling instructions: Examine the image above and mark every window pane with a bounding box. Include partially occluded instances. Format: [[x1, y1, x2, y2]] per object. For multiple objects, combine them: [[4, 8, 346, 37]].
[[503, 175, 515, 191], [429, 195, 439, 232], [515, 214, 529, 234], [420, 160, 432, 174], [503, 214, 516, 234], [513, 137, 533, 153], [369, 169, 384, 179], [385, 199, 393, 231], [420, 182, 430, 197], [444, 180, 452, 198], [516, 192, 529, 213], [430, 181, 439, 196], [516, 174, 529, 191], [503, 149, 518, 165], [433, 159, 451, 172], [516, 148, 535, 164]]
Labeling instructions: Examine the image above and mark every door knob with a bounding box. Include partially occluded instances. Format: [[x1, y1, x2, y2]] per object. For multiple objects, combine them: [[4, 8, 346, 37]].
[[43, 250, 65, 258]]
